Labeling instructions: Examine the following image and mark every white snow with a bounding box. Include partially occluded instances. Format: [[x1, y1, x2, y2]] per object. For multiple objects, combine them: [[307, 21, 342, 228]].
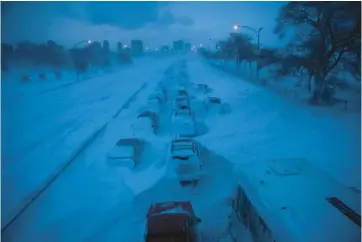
[[1, 57, 173, 231], [3, 54, 360, 242], [119, 154, 168, 196], [108, 145, 134, 159], [235, 158, 360, 242], [189, 56, 361, 189]]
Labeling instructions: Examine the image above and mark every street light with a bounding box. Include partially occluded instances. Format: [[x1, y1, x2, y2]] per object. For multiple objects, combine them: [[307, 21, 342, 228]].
[[73, 39, 92, 49], [233, 24, 263, 82]]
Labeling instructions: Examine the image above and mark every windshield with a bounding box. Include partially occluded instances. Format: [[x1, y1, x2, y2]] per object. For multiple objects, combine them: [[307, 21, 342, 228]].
[[2, 1, 360, 242]]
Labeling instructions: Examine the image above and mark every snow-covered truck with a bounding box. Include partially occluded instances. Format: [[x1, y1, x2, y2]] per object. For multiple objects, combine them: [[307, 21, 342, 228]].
[[231, 158, 361, 242]]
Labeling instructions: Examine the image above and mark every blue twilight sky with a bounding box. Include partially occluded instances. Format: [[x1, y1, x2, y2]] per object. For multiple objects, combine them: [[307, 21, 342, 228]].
[[1, 1, 289, 50]]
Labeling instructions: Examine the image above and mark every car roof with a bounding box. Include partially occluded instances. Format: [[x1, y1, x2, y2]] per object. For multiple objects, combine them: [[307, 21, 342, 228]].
[[108, 145, 133, 158], [235, 158, 361, 242], [171, 139, 194, 149], [171, 139, 196, 157], [176, 96, 188, 101], [147, 201, 196, 218]]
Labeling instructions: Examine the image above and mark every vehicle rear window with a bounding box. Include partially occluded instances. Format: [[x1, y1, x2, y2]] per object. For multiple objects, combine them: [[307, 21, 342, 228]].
[[173, 156, 190, 160], [146, 234, 188, 242]]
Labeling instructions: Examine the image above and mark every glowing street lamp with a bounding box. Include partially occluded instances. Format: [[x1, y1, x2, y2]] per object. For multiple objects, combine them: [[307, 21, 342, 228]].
[[232, 24, 264, 82], [73, 39, 92, 48]]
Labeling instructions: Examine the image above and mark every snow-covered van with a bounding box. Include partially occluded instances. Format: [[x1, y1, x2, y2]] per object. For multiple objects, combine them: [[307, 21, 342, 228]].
[[170, 138, 202, 186], [145, 201, 202, 242], [232, 158, 361, 242]]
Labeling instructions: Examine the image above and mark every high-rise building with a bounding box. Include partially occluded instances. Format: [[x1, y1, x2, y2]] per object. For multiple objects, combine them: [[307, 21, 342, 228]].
[[131, 40, 143, 55], [184, 43, 191, 51], [161, 45, 170, 52], [173, 40, 184, 52], [117, 42, 123, 54]]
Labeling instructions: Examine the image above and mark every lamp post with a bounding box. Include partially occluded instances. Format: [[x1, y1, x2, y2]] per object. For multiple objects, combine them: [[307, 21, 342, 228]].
[[71, 40, 92, 80], [233, 25, 263, 82], [73, 39, 92, 49]]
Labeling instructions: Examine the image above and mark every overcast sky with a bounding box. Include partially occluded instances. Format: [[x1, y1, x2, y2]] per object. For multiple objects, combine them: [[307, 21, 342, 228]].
[[1, 1, 289, 51]]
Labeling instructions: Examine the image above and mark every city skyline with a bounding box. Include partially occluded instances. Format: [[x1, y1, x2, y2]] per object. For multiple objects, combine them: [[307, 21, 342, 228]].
[[2, 1, 290, 51]]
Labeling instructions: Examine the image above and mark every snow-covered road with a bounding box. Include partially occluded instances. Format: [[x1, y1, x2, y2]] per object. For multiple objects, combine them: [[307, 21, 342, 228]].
[[187, 57, 360, 188], [1, 56, 175, 232], [2, 54, 360, 242]]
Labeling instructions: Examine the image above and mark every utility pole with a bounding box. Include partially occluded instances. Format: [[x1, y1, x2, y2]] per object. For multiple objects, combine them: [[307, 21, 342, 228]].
[[233, 25, 263, 83]]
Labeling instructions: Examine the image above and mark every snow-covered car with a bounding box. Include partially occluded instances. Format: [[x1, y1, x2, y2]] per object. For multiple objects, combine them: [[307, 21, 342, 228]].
[[107, 143, 135, 168], [174, 96, 190, 111], [147, 95, 162, 113], [174, 99, 192, 117], [170, 138, 202, 186], [153, 88, 167, 102], [207, 96, 221, 104], [172, 114, 195, 137], [196, 84, 212, 94], [145, 201, 202, 242], [177, 87, 189, 97], [136, 111, 158, 134]]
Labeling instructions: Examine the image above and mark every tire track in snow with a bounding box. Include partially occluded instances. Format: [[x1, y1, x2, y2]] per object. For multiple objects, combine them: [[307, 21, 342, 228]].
[[1, 80, 150, 234]]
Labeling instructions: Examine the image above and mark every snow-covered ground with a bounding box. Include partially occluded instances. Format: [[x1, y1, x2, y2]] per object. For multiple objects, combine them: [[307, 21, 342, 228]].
[[2, 54, 360, 242], [207, 59, 361, 113], [189, 56, 360, 188], [1, 56, 174, 230]]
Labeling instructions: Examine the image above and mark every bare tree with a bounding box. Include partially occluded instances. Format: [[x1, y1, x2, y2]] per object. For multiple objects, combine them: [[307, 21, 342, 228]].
[[275, 2, 361, 104], [230, 33, 254, 69]]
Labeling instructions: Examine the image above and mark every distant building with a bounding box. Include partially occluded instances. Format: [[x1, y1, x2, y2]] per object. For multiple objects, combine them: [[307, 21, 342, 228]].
[[117, 42, 123, 54], [123, 47, 131, 54], [197, 47, 206, 53], [161, 45, 170, 52], [184, 43, 191, 51], [173, 40, 184, 52], [131, 40, 143, 55]]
